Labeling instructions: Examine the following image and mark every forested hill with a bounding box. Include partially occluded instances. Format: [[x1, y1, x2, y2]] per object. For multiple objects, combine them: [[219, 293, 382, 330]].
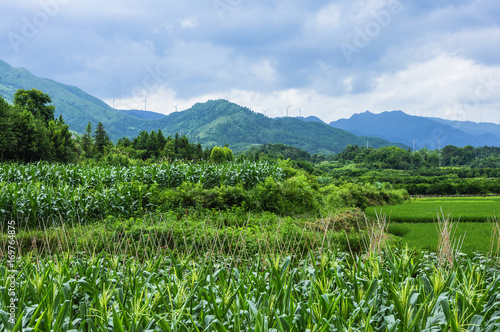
[[151, 100, 407, 154], [0, 59, 162, 139], [0, 59, 406, 154]]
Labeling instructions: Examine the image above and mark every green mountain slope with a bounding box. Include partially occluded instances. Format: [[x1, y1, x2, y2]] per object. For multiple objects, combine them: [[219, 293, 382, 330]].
[[0, 59, 157, 139], [153, 100, 407, 154], [0, 59, 406, 154]]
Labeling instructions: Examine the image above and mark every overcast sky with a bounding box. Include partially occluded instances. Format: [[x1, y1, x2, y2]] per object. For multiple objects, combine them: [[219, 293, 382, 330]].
[[2, 0, 500, 123]]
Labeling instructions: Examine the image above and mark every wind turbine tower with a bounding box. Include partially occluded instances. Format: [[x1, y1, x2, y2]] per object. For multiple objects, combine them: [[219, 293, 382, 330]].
[[142, 96, 148, 112], [298, 107, 303, 117], [285, 105, 291, 117]]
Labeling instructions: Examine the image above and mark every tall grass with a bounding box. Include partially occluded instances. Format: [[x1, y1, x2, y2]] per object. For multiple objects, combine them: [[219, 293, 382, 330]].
[[491, 214, 500, 261], [1, 211, 500, 330], [0, 161, 284, 189], [0, 212, 366, 261]]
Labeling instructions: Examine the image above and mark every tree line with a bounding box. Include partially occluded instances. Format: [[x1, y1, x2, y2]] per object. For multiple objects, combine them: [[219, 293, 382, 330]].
[[335, 144, 500, 169], [0, 89, 75, 162], [2, 88, 500, 169], [0, 89, 236, 165]]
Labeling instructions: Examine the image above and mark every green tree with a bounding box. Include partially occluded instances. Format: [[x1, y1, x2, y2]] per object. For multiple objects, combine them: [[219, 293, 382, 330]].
[[0, 97, 16, 160], [11, 108, 53, 162], [48, 116, 75, 162], [174, 132, 179, 155], [94, 122, 111, 155], [14, 88, 55, 123], [210, 146, 234, 163], [81, 121, 93, 157], [223, 146, 234, 162], [210, 146, 225, 163]]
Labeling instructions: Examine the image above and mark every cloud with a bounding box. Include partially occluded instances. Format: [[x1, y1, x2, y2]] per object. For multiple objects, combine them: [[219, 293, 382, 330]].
[[1, 0, 499, 124], [180, 18, 198, 29], [112, 54, 500, 126]]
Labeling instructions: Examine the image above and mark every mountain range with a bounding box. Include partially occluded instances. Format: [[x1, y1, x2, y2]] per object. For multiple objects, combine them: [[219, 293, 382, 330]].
[[329, 111, 500, 150], [0, 59, 407, 154], [2, 59, 498, 154]]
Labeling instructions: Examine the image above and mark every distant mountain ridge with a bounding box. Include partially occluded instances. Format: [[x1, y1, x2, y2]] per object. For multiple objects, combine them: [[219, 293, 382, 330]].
[[149, 100, 409, 153], [0, 59, 406, 154], [117, 109, 166, 120], [330, 111, 500, 149], [295, 116, 326, 124]]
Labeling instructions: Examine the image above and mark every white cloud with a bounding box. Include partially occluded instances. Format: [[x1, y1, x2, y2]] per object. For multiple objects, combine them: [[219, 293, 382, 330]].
[[306, 3, 341, 33], [247, 59, 278, 84], [114, 55, 500, 126], [180, 18, 197, 28]]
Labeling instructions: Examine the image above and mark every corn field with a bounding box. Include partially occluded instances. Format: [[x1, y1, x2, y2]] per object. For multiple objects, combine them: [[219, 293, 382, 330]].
[[0, 162, 284, 226], [0, 248, 499, 331], [0, 162, 284, 189]]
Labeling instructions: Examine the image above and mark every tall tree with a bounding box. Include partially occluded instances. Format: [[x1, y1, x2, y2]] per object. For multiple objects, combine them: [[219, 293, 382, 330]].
[[14, 89, 55, 123], [11, 108, 53, 162], [157, 130, 167, 151], [81, 122, 93, 157], [48, 116, 75, 162], [0, 97, 15, 160], [94, 122, 110, 154]]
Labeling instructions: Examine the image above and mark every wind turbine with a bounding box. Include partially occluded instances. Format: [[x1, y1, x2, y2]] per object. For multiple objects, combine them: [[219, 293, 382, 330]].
[[284, 105, 291, 117], [261, 109, 268, 117], [298, 107, 303, 117], [142, 96, 148, 112], [172, 104, 179, 112]]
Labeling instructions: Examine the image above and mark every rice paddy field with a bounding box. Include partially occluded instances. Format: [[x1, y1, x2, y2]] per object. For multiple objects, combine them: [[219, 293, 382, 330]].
[[366, 197, 500, 256], [365, 197, 500, 223]]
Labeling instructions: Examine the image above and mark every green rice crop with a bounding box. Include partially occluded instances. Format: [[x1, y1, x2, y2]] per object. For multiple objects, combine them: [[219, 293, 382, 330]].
[[388, 222, 494, 255], [366, 197, 500, 223]]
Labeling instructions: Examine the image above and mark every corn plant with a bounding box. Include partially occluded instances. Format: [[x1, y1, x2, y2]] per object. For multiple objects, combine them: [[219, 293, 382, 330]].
[[1, 247, 500, 331], [0, 161, 285, 227], [0, 161, 284, 190]]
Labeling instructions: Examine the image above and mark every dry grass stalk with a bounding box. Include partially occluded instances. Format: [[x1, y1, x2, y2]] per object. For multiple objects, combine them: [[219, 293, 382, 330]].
[[435, 208, 465, 269], [359, 210, 390, 257], [490, 214, 500, 261]]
